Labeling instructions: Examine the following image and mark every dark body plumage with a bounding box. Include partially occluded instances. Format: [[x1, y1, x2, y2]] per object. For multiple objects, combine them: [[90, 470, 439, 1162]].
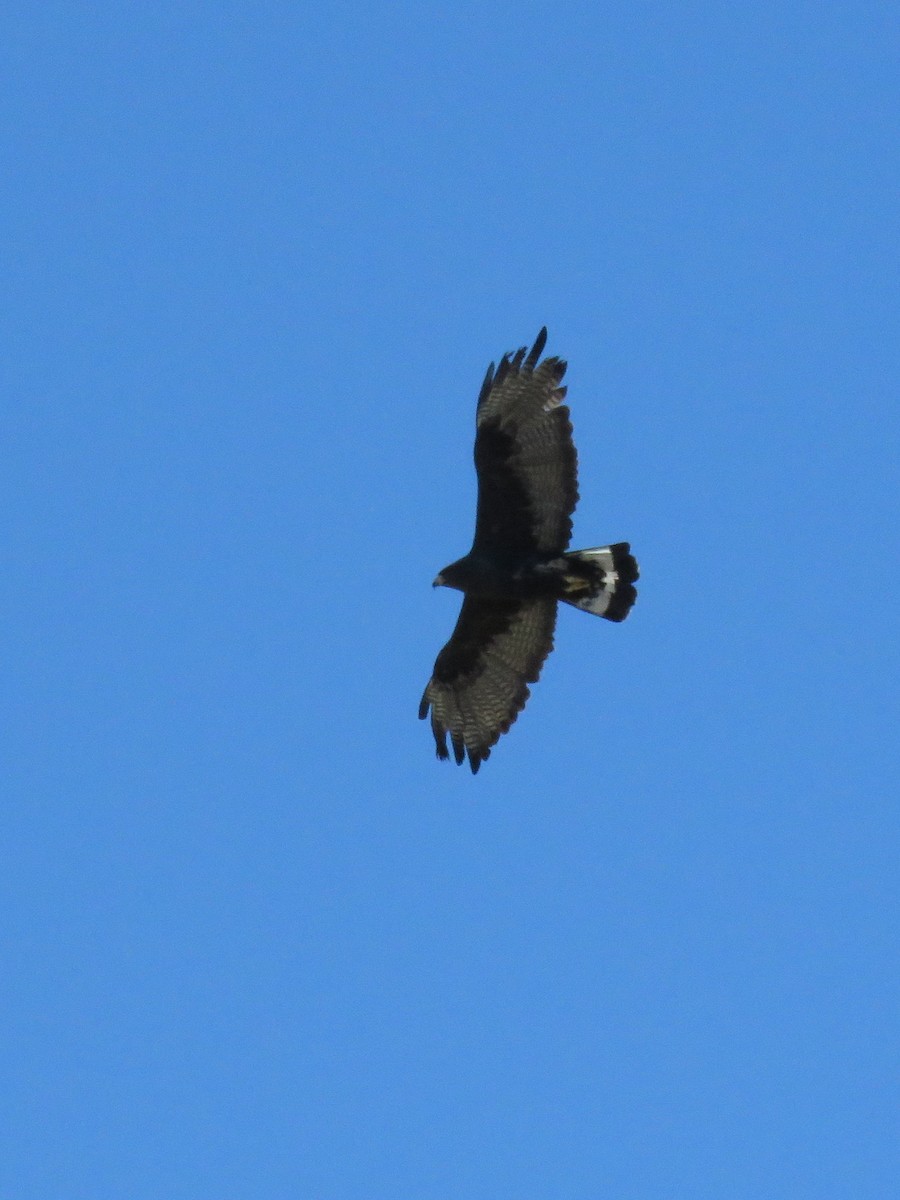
[[420, 328, 638, 773]]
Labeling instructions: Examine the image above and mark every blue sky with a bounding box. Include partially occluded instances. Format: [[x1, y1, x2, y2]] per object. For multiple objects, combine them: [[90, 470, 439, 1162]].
[[3, 3, 899, 1197]]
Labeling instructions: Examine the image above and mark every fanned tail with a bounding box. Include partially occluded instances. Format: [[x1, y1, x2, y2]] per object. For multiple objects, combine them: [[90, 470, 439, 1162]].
[[560, 542, 639, 621]]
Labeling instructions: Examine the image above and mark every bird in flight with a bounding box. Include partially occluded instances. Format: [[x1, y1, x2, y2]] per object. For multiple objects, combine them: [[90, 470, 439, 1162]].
[[419, 327, 638, 774]]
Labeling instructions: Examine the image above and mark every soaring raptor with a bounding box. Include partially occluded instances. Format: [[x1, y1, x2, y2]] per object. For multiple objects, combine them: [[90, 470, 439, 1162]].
[[419, 327, 638, 774]]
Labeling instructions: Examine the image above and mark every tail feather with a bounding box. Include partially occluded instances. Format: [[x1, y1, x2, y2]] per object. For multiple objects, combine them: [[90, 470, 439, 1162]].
[[561, 542, 639, 621]]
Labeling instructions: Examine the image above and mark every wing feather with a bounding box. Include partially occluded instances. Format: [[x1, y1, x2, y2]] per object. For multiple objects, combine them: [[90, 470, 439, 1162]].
[[473, 327, 578, 556], [419, 597, 557, 773]]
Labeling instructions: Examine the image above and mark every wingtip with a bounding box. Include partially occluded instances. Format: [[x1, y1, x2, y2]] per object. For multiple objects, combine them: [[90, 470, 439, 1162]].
[[467, 749, 484, 774], [476, 361, 496, 409], [524, 326, 548, 371]]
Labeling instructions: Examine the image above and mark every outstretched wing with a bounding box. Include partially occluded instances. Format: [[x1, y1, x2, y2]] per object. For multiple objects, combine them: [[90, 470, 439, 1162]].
[[472, 327, 578, 556], [419, 596, 557, 774]]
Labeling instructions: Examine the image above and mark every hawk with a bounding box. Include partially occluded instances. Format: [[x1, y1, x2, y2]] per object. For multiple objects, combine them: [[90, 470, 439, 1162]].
[[419, 327, 638, 774]]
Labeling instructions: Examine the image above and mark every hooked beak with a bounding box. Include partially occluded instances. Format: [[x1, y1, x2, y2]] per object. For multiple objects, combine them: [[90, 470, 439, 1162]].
[[432, 573, 444, 588]]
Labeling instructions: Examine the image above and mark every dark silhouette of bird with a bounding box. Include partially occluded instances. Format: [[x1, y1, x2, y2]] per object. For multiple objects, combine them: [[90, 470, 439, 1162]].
[[420, 327, 638, 773]]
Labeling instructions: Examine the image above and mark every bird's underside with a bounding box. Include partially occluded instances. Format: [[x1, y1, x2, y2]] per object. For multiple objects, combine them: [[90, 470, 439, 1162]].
[[419, 327, 638, 774]]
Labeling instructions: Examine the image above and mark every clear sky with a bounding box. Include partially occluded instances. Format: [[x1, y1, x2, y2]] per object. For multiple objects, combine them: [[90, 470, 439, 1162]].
[[3, 3, 899, 1197]]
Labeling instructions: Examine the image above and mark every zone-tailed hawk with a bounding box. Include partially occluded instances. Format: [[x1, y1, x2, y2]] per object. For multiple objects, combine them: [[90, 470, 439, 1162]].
[[419, 327, 638, 774]]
